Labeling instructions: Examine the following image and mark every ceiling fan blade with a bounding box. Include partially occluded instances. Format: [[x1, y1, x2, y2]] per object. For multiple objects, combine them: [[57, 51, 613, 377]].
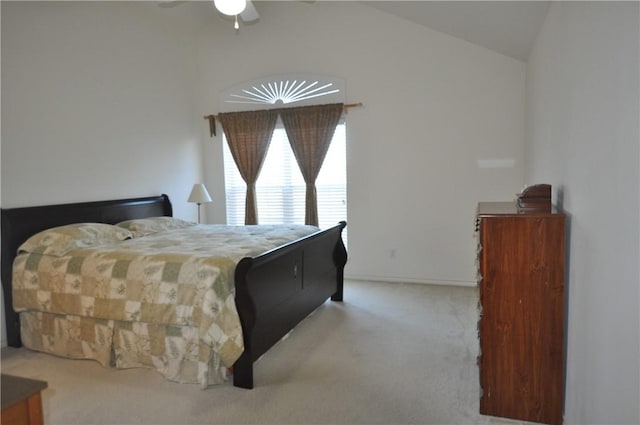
[[240, 0, 259, 22]]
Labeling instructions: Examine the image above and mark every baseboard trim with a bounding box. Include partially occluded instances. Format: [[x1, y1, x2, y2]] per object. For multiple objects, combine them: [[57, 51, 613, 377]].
[[345, 274, 476, 287]]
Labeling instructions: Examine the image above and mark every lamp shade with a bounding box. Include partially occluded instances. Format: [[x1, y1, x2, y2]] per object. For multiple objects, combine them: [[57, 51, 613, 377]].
[[214, 0, 246, 16], [188, 184, 213, 204]]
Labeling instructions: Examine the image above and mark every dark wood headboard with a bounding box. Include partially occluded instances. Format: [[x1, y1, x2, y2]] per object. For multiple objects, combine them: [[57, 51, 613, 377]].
[[1, 194, 173, 347]]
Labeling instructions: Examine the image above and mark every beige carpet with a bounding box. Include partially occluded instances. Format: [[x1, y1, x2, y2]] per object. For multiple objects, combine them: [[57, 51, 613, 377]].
[[1, 280, 525, 425]]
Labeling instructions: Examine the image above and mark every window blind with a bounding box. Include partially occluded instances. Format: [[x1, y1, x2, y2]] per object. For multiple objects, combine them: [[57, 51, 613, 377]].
[[223, 124, 347, 244]]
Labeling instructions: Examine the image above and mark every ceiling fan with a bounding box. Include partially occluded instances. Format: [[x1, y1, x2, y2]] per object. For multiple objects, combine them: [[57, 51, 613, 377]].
[[159, 0, 259, 29]]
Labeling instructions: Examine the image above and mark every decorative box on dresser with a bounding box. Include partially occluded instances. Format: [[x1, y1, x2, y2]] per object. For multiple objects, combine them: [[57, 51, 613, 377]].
[[475, 201, 565, 425]]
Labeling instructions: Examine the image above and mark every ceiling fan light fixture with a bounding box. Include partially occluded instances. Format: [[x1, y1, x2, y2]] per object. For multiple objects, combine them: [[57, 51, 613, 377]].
[[214, 0, 246, 16]]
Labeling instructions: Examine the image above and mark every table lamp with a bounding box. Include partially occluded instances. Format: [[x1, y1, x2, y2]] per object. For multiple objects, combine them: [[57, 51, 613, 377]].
[[187, 183, 212, 223]]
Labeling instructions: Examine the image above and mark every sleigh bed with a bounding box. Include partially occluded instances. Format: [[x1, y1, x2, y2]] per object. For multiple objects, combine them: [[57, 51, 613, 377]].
[[1, 194, 347, 389]]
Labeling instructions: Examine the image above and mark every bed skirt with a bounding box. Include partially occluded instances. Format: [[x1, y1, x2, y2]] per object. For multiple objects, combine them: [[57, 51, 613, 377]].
[[19, 311, 229, 387]]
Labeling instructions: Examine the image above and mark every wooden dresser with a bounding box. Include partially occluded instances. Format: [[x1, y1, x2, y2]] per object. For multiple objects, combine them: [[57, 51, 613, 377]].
[[1, 374, 48, 425], [475, 202, 565, 425]]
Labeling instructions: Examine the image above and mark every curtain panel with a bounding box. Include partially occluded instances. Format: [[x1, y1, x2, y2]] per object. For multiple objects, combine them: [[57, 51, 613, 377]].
[[217, 109, 279, 225], [280, 103, 344, 226]]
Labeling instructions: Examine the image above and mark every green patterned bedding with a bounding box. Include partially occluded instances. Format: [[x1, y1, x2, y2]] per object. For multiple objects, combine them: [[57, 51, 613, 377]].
[[12, 224, 319, 386]]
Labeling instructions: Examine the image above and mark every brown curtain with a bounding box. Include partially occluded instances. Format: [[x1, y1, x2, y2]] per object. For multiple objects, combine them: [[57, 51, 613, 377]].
[[280, 103, 344, 226], [218, 109, 278, 225]]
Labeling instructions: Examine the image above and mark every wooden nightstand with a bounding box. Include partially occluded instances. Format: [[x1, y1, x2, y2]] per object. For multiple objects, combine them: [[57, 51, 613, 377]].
[[1, 374, 48, 425]]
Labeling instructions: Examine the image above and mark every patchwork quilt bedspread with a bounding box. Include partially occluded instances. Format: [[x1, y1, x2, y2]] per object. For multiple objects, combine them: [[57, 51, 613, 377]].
[[12, 224, 318, 385]]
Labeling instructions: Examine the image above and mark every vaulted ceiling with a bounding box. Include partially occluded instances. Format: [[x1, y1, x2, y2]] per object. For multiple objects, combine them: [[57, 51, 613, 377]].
[[153, 1, 550, 62], [363, 1, 549, 61]]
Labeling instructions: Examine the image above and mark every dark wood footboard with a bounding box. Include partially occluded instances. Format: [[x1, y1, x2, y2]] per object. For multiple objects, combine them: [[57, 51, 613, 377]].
[[233, 221, 347, 389]]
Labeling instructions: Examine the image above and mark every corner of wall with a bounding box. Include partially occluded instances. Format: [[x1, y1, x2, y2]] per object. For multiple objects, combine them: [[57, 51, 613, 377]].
[[0, 1, 5, 349]]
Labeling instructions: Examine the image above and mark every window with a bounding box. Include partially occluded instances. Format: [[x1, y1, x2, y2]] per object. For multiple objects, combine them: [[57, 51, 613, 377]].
[[223, 123, 347, 242]]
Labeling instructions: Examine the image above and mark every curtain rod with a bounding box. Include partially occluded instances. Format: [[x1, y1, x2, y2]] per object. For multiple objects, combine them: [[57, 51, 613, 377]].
[[203, 102, 363, 137]]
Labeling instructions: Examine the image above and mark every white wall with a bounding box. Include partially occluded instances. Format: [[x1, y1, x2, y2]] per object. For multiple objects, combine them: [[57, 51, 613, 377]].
[[1, 1, 204, 346], [197, 1, 526, 286], [2, 2, 202, 215], [526, 2, 639, 423]]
